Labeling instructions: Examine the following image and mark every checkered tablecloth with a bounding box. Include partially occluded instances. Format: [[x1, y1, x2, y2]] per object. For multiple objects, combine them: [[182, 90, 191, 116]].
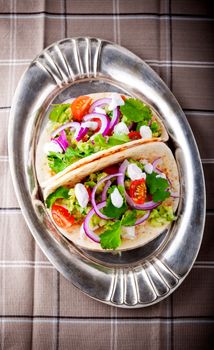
[[0, 1, 214, 349]]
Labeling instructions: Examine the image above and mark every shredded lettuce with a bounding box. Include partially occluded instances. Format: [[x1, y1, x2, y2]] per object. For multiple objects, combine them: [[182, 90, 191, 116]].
[[49, 104, 71, 123]]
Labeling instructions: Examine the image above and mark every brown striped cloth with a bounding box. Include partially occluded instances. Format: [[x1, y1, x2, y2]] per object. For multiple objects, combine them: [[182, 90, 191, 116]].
[[0, 1, 214, 349]]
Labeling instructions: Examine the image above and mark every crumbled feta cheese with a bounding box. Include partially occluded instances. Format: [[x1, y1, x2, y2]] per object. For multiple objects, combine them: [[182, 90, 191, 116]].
[[113, 122, 129, 135], [144, 163, 153, 174], [156, 173, 167, 179], [127, 163, 146, 181], [74, 183, 89, 208], [94, 107, 106, 115], [110, 188, 123, 208], [81, 121, 98, 130], [108, 93, 125, 111], [121, 226, 136, 240], [140, 125, 152, 140], [43, 141, 63, 155]]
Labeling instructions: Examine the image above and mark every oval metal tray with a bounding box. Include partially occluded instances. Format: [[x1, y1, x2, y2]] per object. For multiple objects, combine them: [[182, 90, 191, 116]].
[[8, 37, 206, 308]]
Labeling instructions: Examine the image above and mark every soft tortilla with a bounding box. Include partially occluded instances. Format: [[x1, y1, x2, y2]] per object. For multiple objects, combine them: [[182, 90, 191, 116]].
[[44, 142, 179, 252], [36, 92, 168, 189]]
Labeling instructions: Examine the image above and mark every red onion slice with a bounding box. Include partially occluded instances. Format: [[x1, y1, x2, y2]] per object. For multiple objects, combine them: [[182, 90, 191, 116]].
[[83, 113, 110, 136], [109, 107, 120, 131], [76, 127, 88, 142], [91, 173, 123, 219], [152, 158, 162, 171], [51, 121, 81, 138], [83, 201, 106, 243], [89, 98, 111, 113], [117, 160, 161, 210], [101, 180, 111, 202], [52, 130, 69, 152], [135, 210, 151, 225]]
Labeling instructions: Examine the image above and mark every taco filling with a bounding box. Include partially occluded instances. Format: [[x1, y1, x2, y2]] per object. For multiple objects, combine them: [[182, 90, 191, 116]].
[[45, 156, 178, 250], [43, 94, 165, 176]]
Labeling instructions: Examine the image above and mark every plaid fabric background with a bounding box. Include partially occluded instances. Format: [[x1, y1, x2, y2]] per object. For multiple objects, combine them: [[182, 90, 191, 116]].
[[0, 0, 214, 349]]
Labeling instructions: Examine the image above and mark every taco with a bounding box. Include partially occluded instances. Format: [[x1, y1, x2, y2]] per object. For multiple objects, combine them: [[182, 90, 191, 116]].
[[44, 142, 179, 251], [36, 92, 168, 189]]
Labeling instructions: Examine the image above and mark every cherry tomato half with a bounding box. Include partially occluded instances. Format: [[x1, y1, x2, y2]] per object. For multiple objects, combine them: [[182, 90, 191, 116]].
[[129, 179, 147, 204], [71, 95, 92, 121], [51, 204, 75, 229], [128, 131, 141, 141], [92, 117, 102, 132]]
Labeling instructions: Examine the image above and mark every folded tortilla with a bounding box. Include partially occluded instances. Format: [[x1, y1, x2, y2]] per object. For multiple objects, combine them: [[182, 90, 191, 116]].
[[36, 92, 168, 189], [44, 142, 179, 252]]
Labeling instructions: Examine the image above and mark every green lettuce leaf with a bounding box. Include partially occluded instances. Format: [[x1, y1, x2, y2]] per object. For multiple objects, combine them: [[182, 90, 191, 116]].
[[45, 186, 69, 208], [49, 104, 71, 123]]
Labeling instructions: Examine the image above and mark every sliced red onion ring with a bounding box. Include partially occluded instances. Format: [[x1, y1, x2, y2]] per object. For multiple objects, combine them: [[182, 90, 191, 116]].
[[128, 122, 134, 130], [83, 201, 106, 243], [152, 158, 162, 171], [91, 173, 123, 219], [117, 160, 161, 210], [109, 107, 120, 131], [101, 180, 111, 202], [135, 210, 151, 225], [83, 113, 110, 136], [52, 130, 69, 152], [89, 98, 111, 113], [76, 127, 88, 142], [51, 121, 81, 138]]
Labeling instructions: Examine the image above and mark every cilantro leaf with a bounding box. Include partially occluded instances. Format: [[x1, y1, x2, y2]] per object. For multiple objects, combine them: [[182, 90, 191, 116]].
[[146, 172, 170, 202], [121, 210, 137, 226], [100, 221, 121, 249], [49, 104, 71, 123], [102, 186, 127, 219], [120, 98, 152, 123], [45, 186, 69, 208]]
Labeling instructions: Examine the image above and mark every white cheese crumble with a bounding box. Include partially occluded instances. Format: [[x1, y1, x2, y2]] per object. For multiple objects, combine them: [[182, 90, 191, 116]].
[[43, 141, 63, 155], [127, 163, 146, 181], [144, 163, 153, 174], [140, 125, 152, 140], [74, 183, 89, 208], [121, 226, 136, 240], [108, 93, 125, 111], [113, 122, 129, 135], [81, 121, 98, 130], [156, 173, 167, 179], [110, 188, 123, 208]]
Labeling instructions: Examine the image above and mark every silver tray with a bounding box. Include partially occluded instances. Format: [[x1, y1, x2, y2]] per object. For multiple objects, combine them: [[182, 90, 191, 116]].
[[8, 37, 206, 308]]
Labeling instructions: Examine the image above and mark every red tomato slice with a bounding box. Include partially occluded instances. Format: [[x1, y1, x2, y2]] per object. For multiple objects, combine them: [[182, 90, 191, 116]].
[[104, 165, 119, 175], [51, 204, 75, 229], [129, 179, 147, 204], [71, 95, 92, 121], [128, 131, 141, 141]]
